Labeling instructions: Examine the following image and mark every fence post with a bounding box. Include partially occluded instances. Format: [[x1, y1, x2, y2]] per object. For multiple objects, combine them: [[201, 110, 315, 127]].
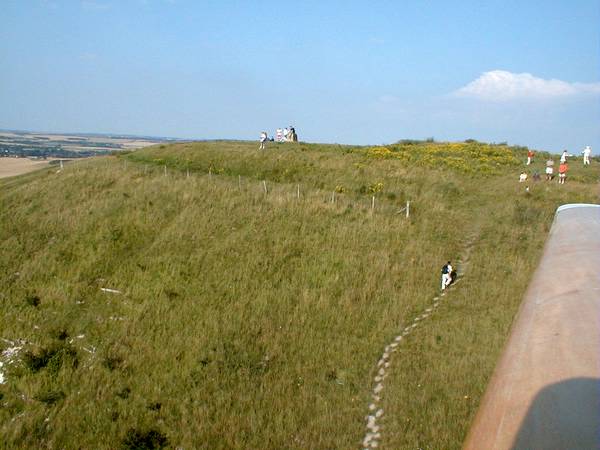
[[60, 160, 64, 170], [238, 175, 241, 190], [406, 200, 410, 218], [297, 184, 300, 199], [262, 180, 268, 194], [164, 166, 167, 176], [371, 196, 375, 210], [331, 191, 335, 203]]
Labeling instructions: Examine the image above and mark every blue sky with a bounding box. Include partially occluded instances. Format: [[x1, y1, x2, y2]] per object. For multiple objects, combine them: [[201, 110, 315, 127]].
[[2, 0, 599, 152]]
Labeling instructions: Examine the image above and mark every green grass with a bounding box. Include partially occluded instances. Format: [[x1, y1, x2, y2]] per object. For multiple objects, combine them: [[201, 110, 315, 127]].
[[0, 141, 598, 449]]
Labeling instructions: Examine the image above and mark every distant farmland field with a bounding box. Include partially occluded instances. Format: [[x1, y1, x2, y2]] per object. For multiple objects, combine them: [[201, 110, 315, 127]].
[[0, 157, 54, 179]]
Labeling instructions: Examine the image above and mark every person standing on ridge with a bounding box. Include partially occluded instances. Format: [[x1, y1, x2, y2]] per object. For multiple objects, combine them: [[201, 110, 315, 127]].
[[441, 261, 453, 290], [259, 131, 268, 150], [545, 158, 554, 181], [560, 149, 569, 163], [558, 161, 568, 184], [582, 146, 592, 166], [526, 149, 535, 165]]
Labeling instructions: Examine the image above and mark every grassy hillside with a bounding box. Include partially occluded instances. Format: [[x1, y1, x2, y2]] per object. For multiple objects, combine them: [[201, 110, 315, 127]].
[[0, 140, 598, 449]]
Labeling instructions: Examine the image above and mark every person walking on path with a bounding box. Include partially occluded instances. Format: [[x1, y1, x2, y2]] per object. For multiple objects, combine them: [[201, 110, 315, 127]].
[[526, 149, 535, 165], [560, 150, 569, 163], [545, 158, 554, 181], [558, 161, 568, 184], [259, 131, 268, 150], [441, 261, 453, 290], [582, 146, 592, 166]]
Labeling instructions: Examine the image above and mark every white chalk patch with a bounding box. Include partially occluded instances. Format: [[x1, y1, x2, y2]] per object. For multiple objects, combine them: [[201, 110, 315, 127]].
[[376, 409, 384, 418], [384, 362, 390, 368], [374, 383, 383, 394], [394, 335, 403, 342], [374, 375, 382, 382], [369, 403, 376, 411], [100, 288, 121, 294]]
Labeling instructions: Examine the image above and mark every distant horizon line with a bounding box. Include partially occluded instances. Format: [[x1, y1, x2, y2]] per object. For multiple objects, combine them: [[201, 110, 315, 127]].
[[1, 127, 543, 149]]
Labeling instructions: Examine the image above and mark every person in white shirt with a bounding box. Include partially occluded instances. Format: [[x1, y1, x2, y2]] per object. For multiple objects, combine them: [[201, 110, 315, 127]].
[[582, 146, 592, 165], [441, 261, 453, 290], [560, 150, 568, 163], [259, 131, 268, 150]]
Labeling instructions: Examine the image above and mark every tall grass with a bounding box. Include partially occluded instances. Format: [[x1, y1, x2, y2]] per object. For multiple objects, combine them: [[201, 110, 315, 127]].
[[0, 141, 597, 449]]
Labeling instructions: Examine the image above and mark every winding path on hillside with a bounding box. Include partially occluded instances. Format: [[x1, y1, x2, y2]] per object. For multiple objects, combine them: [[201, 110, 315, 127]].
[[361, 234, 479, 450]]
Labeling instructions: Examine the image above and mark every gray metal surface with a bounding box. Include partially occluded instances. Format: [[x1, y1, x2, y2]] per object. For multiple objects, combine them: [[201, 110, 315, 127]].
[[463, 204, 600, 450]]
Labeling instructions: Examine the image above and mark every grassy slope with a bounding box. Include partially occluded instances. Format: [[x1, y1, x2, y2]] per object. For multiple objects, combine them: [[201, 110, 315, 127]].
[[0, 141, 598, 449]]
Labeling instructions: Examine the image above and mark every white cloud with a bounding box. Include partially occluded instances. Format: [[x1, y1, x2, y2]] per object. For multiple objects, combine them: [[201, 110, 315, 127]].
[[453, 70, 600, 101]]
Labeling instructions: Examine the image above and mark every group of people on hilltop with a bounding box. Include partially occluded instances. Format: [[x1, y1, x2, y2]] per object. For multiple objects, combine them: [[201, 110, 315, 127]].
[[519, 146, 592, 185], [259, 127, 298, 149]]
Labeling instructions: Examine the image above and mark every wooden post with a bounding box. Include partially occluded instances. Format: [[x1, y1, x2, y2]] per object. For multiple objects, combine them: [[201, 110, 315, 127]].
[[297, 185, 300, 199], [372, 196, 375, 210], [209, 168, 212, 179], [60, 160, 64, 170], [238, 175, 241, 190], [164, 166, 167, 176], [262, 180, 268, 194], [331, 191, 335, 203], [406, 200, 410, 218]]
